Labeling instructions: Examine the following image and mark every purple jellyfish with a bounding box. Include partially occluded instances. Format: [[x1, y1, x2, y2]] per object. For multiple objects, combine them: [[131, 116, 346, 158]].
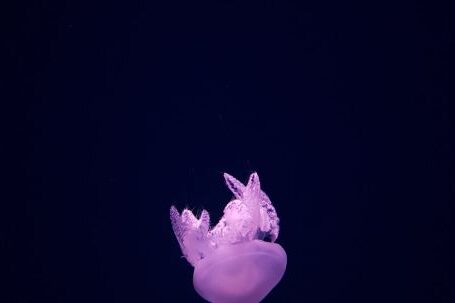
[[170, 172, 287, 303]]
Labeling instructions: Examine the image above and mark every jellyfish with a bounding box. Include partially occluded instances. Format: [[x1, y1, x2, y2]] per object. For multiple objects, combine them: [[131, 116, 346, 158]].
[[170, 172, 287, 303]]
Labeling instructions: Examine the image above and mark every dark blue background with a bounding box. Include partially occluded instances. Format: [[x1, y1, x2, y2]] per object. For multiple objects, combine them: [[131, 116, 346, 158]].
[[5, 0, 452, 302]]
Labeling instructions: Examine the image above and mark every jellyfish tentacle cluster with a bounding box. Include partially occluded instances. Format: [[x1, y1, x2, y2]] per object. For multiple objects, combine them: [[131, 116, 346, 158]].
[[170, 172, 287, 303]]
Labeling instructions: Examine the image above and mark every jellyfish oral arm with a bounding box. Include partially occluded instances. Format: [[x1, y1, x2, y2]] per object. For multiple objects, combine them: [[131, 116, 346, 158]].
[[170, 172, 287, 303]]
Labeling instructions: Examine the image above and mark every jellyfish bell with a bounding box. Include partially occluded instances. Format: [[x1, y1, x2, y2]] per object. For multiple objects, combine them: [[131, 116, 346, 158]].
[[193, 240, 287, 303], [170, 172, 287, 303]]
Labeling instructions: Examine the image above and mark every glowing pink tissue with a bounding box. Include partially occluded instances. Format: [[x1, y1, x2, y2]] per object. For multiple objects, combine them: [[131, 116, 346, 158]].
[[170, 172, 287, 303]]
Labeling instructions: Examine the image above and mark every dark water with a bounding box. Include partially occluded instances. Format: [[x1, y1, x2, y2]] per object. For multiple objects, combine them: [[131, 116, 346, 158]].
[[5, 0, 452, 302]]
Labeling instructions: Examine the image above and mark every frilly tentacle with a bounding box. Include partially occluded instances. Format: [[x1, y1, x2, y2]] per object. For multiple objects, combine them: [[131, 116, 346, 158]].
[[170, 172, 280, 266]]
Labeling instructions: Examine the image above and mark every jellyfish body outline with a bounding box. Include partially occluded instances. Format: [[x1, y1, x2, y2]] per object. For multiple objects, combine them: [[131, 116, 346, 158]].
[[170, 172, 287, 303]]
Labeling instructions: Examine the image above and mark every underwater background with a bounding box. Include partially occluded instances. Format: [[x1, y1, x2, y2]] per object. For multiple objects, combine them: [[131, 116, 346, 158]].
[[5, 0, 452, 302]]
